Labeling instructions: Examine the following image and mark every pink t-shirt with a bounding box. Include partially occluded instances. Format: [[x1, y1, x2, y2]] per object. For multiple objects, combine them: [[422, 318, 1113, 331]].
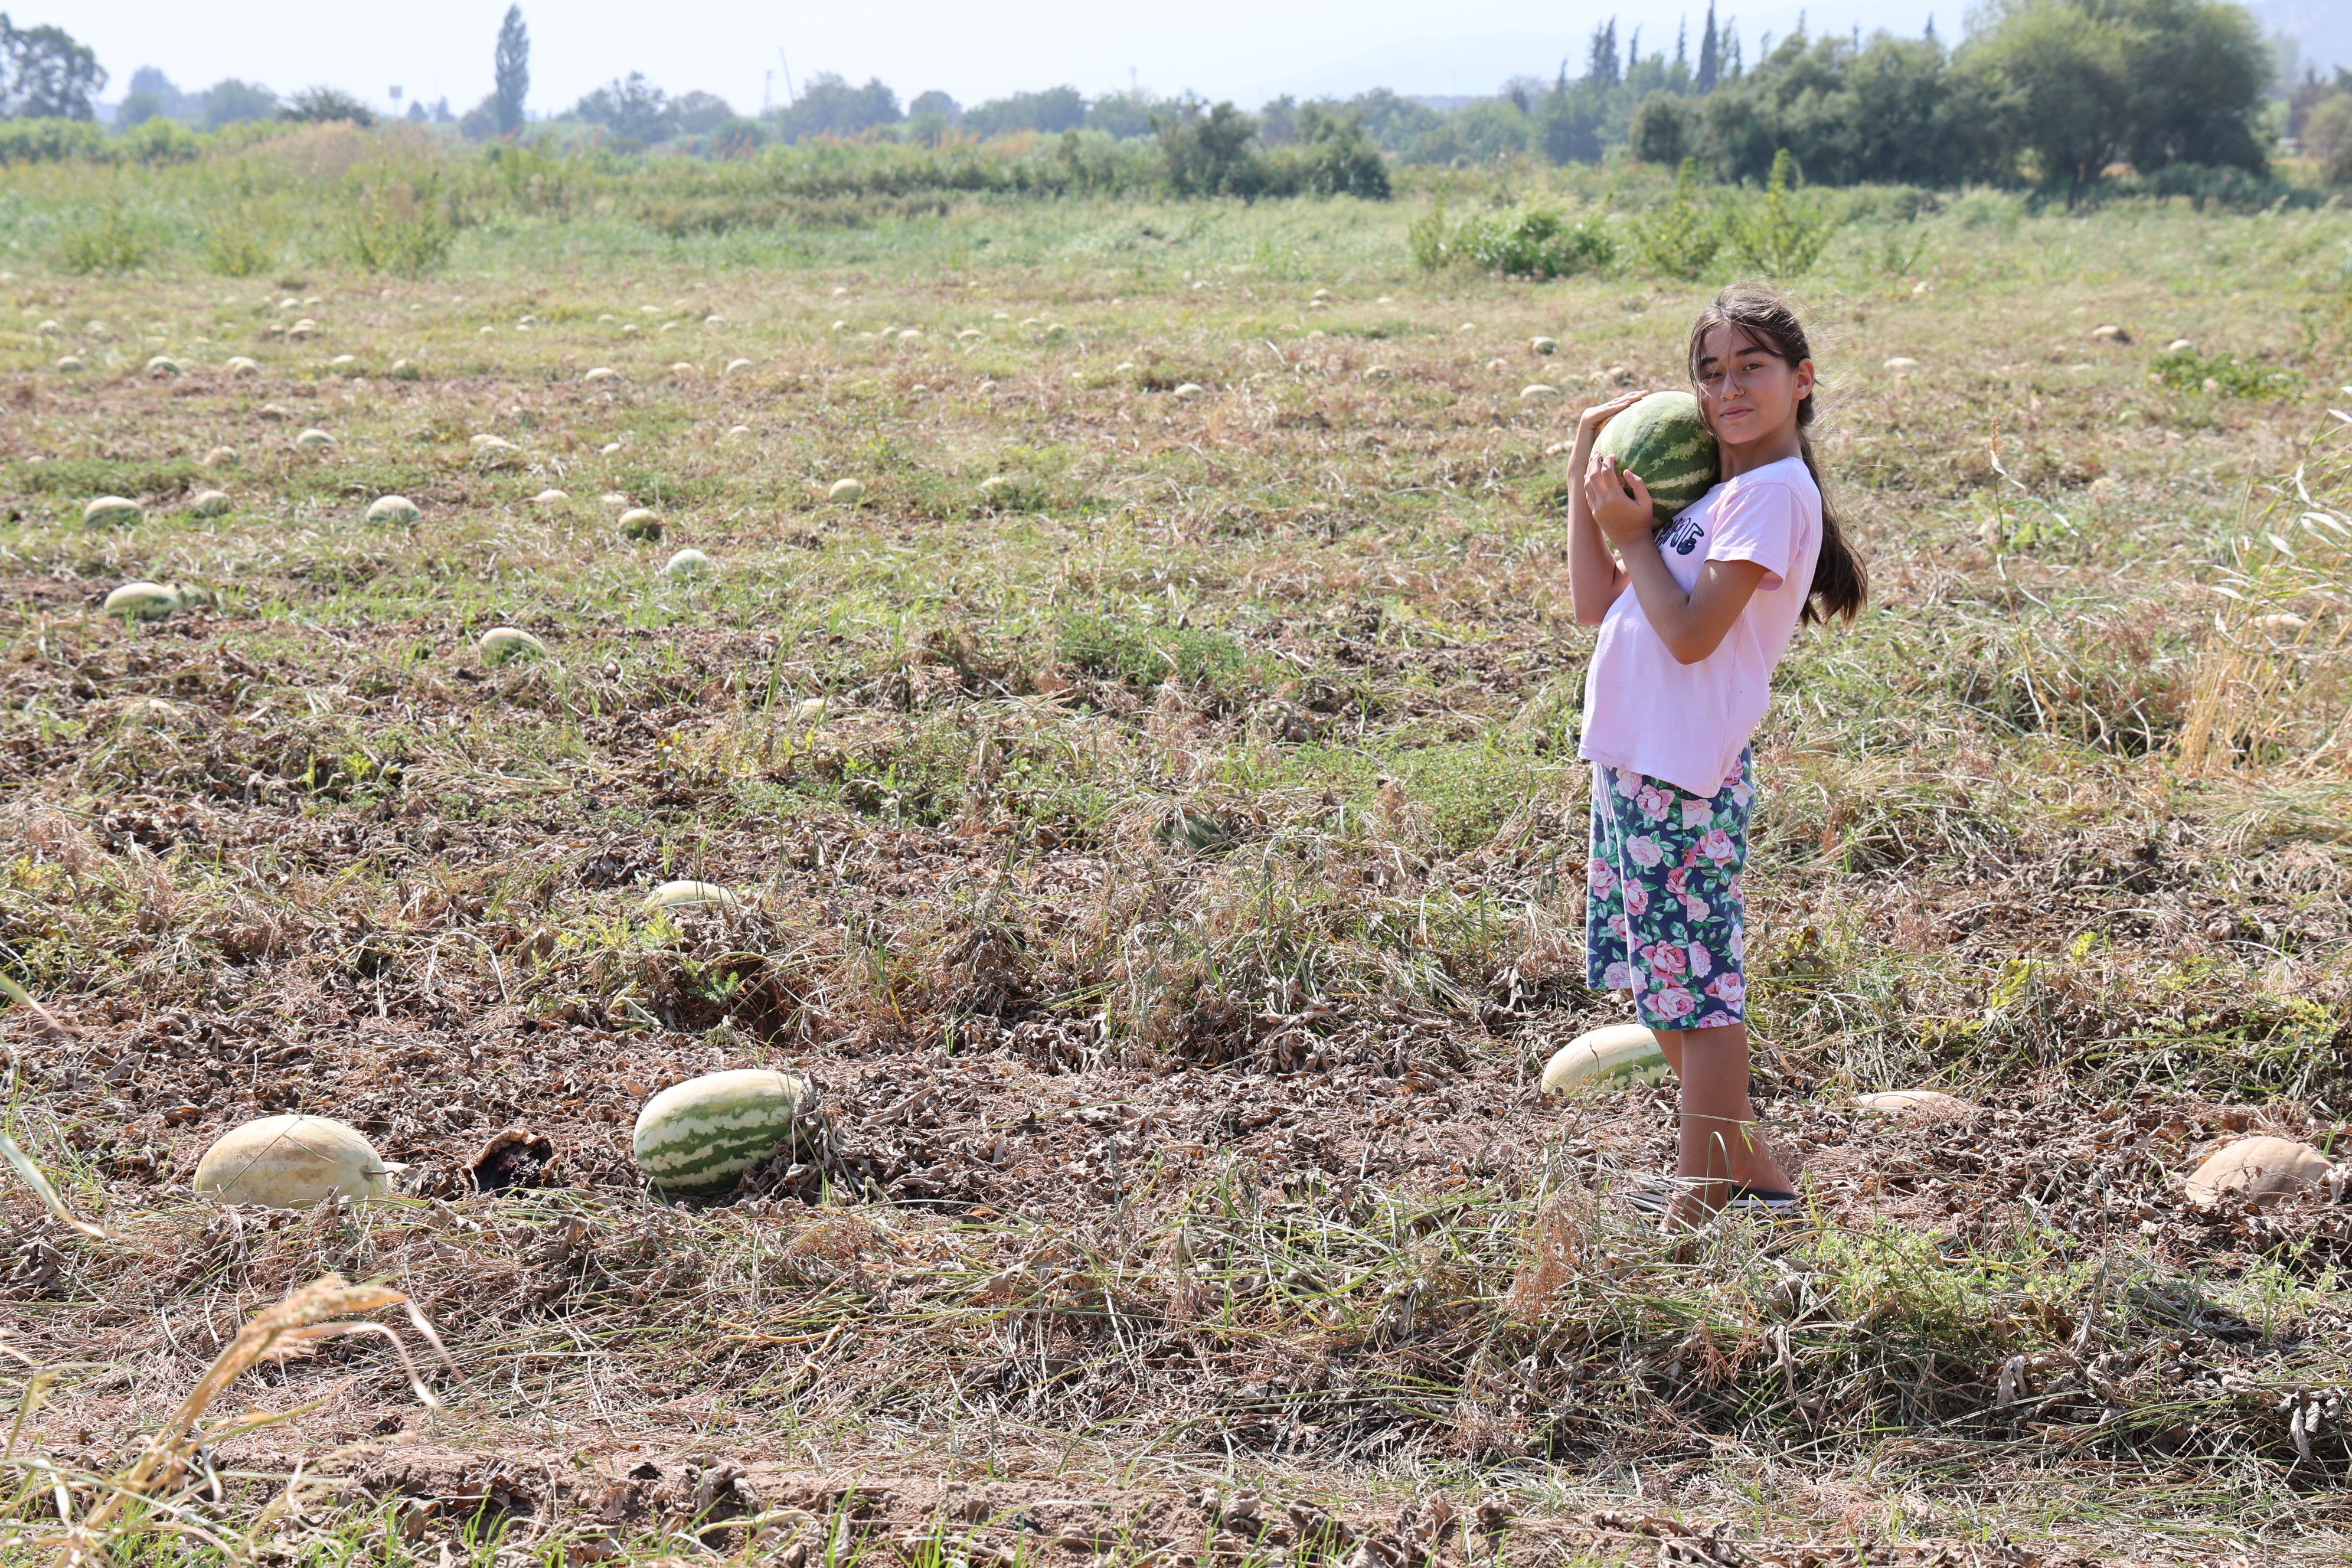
[[1578, 456, 1822, 798]]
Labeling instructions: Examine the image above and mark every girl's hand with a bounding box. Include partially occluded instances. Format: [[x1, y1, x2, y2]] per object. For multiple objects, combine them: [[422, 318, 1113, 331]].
[[1583, 451, 1655, 549], [1574, 388, 1649, 442]]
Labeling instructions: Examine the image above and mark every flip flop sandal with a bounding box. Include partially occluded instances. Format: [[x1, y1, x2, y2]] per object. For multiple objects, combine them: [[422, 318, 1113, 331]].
[[1624, 1185, 1807, 1226]]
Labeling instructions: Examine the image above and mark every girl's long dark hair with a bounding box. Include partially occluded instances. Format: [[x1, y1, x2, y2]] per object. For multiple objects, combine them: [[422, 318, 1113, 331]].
[[1685, 286, 1867, 625]]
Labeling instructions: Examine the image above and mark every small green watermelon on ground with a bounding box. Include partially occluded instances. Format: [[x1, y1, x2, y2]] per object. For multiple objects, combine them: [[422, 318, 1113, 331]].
[[633, 1069, 813, 1198]]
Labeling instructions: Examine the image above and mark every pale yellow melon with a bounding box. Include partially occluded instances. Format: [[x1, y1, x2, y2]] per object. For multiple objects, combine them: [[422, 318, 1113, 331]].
[[1541, 1023, 1668, 1094], [642, 880, 737, 914], [2184, 1136, 2329, 1207], [1854, 1090, 1974, 1118], [194, 1115, 404, 1208]]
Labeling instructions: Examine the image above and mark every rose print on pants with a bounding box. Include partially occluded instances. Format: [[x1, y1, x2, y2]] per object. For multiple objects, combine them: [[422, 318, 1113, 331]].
[[1585, 749, 1753, 1030]]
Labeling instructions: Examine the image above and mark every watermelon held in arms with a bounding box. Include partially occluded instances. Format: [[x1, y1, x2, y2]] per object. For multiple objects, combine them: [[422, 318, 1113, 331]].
[[633, 1069, 814, 1198], [1593, 390, 1718, 526]]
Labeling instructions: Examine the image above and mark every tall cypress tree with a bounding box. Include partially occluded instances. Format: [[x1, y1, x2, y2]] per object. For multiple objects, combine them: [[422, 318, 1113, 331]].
[[1697, 4, 1719, 92], [1586, 18, 1620, 86], [494, 5, 529, 136]]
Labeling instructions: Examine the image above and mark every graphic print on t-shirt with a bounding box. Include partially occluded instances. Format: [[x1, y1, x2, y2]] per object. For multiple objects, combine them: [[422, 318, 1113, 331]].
[[1655, 510, 1704, 557]]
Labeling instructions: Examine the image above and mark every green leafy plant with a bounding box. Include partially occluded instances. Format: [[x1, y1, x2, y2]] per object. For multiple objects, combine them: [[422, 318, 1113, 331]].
[[1729, 148, 1838, 277], [198, 197, 285, 277], [55, 200, 155, 273], [1630, 157, 1723, 281], [345, 177, 455, 276], [2151, 346, 2300, 399], [1411, 200, 1617, 279]]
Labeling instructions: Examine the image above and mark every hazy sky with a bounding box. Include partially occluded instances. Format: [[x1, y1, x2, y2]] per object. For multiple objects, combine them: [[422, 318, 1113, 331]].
[[56, 1, 1958, 116]]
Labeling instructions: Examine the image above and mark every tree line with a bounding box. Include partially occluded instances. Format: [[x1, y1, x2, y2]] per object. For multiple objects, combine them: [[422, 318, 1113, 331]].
[[2, 0, 2339, 197]]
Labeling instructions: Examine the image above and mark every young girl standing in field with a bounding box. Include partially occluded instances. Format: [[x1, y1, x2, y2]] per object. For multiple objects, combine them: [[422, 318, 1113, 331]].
[[1565, 287, 1866, 1224]]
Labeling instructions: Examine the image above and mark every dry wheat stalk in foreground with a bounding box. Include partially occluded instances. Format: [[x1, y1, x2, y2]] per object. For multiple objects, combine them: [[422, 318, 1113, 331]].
[[4, 1274, 452, 1567]]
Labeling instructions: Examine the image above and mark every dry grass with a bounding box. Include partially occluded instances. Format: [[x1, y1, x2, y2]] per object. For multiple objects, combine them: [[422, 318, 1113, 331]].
[[0, 153, 2349, 1563]]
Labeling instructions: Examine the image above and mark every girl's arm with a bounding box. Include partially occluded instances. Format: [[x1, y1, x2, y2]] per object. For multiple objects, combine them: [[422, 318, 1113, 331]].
[[1566, 393, 1646, 626], [1583, 453, 1767, 665]]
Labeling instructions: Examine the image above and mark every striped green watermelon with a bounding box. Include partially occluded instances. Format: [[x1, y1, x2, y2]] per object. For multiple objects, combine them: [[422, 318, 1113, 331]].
[[633, 1069, 811, 1198], [1594, 391, 1719, 525]]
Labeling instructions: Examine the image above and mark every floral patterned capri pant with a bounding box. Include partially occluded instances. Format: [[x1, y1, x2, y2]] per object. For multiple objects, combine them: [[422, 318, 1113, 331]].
[[1584, 749, 1753, 1030]]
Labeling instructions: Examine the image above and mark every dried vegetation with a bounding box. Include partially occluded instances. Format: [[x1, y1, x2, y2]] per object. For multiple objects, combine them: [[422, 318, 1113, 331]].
[[0, 175, 2349, 1563]]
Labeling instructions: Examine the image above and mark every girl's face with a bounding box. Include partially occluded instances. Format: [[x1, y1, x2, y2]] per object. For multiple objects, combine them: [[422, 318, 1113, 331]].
[[1693, 323, 1814, 447]]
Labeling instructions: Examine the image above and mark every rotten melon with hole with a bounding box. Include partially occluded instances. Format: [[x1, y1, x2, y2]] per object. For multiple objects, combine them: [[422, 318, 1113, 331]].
[[194, 1115, 406, 1208], [633, 1069, 812, 1198], [477, 627, 547, 665], [616, 508, 662, 541], [1540, 1023, 1669, 1093]]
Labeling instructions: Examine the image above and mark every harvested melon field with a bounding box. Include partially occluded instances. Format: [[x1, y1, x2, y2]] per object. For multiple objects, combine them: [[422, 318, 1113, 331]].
[[3, 147, 2352, 1566]]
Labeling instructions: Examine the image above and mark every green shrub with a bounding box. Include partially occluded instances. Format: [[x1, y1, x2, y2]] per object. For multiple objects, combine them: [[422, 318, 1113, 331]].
[[1728, 148, 1838, 277], [56, 200, 158, 273], [1630, 157, 1722, 281], [200, 202, 282, 277], [2151, 347, 2299, 399], [346, 176, 455, 276], [117, 117, 202, 165], [0, 117, 107, 165], [1060, 611, 1249, 697], [2310, 95, 2352, 188], [1412, 201, 1616, 279]]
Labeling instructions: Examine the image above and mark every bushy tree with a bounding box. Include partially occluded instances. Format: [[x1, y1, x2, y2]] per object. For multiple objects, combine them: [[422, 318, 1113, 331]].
[[1332, 89, 1442, 151], [1283, 102, 1390, 197], [769, 73, 900, 142], [1536, 84, 1608, 162], [2308, 94, 2352, 187], [575, 73, 673, 142], [123, 66, 197, 122], [1155, 99, 1262, 195], [202, 79, 277, 129], [1692, 31, 2002, 185], [708, 116, 765, 158], [1629, 90, 1690, 162], [1, 15, 105, 120], [494, 4, 529, 136], [1962, 0, 2269, 192], [280, 86, 375, 126], [1086, 88, 1156, 139], [671, 90, 734, 136], [964, 85, 1084, 137], [116, 89, 165, 128]]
